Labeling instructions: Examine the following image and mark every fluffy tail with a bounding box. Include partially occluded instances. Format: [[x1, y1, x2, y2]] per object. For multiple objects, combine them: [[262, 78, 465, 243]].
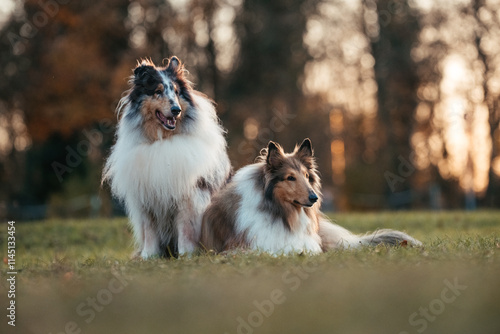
[[319, 219, 422, 251]]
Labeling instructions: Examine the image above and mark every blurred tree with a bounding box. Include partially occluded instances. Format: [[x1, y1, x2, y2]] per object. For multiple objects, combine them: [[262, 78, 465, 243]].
[[223, 0, 326, 171], [367, 0, 420, 208], [473, 0, 500, 207], [410, 1, 498, 208], [409, 8, 449, 209], [0, 0, 132, 218], [301, 0, 383, 210]]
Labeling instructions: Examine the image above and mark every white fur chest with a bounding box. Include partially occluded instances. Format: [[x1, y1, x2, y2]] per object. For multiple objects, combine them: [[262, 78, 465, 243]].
[[112, 136, 217, 204], [233, 165, 322, 255], [245, 210, 322, 255]]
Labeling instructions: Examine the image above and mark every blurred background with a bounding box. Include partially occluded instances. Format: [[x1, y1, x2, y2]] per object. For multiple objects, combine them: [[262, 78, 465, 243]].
[[0, 0, 499, 220]]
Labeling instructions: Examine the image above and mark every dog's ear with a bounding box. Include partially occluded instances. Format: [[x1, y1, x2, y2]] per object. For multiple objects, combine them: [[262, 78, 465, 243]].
[[167, 56, 182, 75], [266, 141, 284, 169], [133, 63, 159, 92], [297, 138, 313, 157], [134, 61, 154, 77], [296, 138, 313, 164], [134, 64, 147, 77]]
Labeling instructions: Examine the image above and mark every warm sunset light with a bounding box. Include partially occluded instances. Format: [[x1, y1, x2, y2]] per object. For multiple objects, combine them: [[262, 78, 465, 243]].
[[302, 0, 499, 206], [0, 3, 499, 334], [1, 0, 499, 218]]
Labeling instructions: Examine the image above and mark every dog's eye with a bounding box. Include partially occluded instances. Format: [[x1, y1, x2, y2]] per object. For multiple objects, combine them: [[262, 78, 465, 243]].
[[287, 176, 296, 181], [305, 172, 309, 179], [155, 90, 163, 96]]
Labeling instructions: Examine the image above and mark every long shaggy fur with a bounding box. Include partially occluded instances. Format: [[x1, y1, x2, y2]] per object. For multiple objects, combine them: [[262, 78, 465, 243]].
[[318, 221, 422, 249], [201, 139, 421, 255], [201, 139, 324, 255], [103, 56, 231, 258]]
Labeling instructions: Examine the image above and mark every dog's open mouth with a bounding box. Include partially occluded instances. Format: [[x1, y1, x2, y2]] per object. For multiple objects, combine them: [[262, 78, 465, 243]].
[[156, 110, 176, 130]]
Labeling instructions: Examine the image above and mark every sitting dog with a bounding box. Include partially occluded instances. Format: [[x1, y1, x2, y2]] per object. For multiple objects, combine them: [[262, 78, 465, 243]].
[[103, 57, 231, 258]]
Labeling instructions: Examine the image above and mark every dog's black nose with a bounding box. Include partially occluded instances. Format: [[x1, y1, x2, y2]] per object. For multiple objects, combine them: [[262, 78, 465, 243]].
[[171, 105, 181, 116], [309, 192, 318, 203]]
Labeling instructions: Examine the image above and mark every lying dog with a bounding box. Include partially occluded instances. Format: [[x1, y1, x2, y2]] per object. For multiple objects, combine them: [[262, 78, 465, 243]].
[[200, 139, 421, 254]]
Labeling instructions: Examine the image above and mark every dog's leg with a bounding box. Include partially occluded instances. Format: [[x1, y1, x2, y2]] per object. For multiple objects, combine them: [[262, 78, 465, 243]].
[[129, 203, 160, 259], [127, 201, 146, 257], [176, 190, 211, 255], [141, 219, 160, 258]]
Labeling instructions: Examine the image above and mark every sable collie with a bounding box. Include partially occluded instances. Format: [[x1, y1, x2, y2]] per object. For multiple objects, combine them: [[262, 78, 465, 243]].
[[200, 139, 421, 255], [103, 56, 231, 258]]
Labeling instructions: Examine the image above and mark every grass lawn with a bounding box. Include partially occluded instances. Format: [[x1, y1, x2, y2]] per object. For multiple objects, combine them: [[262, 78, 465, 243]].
[[1, 211, 499, 334]]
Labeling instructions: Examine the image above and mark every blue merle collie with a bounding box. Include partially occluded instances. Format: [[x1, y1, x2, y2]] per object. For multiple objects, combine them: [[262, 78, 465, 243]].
[[103, 56, 231, 258], [200, 139, 421, 255]]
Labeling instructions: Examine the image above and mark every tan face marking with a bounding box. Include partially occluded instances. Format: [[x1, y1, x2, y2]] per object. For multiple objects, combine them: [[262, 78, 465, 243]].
[[140, 83, 185, 142], [154, 84, 164, 96], [274, 166, 314, 208]]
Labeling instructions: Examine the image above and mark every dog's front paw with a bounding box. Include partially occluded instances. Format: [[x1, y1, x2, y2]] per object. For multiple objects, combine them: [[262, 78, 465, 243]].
[[130, 250, 142, 260], [177, 242, 197, 257], [140, 249, 160, 259]]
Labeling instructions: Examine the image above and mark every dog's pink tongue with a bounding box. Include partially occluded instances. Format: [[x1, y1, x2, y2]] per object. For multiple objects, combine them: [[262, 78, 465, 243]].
[[157, 111, 168, 123]]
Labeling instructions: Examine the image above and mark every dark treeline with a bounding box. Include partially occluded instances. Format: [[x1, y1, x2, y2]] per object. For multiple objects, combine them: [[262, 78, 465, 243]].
[[0, 0, 499, 219]]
